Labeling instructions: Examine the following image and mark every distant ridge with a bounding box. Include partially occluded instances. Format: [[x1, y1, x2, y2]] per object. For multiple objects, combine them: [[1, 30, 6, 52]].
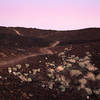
[[0, 26, 100, 44]]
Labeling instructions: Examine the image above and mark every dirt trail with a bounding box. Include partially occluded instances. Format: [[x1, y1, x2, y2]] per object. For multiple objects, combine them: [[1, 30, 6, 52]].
[[0, 41, 60, 68], [0, 49, 53, 67], [0, 53, 41, 67], [50, 41, 60, 48], [13, 29, 23, 36], [39, 41, 60, 54]]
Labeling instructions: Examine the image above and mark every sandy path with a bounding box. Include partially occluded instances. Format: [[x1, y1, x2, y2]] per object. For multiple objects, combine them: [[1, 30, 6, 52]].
[[0, 53, 42, 67], [50, 41, 60, 48], [13, 29, 23, 36], [0, 41, 60, 68]]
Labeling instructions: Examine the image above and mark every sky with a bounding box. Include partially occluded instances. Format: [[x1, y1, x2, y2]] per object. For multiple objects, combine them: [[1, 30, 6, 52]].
[[0, 0, 100, 30]]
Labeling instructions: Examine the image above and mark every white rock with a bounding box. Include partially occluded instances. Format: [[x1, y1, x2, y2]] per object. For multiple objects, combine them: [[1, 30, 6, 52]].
[[8, 67, 12, 73], [70, 70, 82, 77]]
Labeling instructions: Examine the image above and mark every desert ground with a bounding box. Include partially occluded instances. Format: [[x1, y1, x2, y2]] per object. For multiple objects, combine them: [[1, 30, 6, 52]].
[[0, 26, 100, 100]]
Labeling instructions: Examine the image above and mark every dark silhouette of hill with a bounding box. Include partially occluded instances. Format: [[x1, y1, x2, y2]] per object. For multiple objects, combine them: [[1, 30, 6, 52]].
[[0, 26, 100, 48], [0, 26, 100, 100]]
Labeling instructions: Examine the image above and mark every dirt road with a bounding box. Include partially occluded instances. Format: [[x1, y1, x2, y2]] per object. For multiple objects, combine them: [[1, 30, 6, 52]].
[[0, 40, 60, 68]]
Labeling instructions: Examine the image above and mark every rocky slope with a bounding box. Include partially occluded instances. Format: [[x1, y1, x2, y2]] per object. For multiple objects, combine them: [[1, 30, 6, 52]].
[[0, 26, 100, 100]]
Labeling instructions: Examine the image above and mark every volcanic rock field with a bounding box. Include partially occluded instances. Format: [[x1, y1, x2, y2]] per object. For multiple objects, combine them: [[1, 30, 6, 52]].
[[0, 26, 100, 100]]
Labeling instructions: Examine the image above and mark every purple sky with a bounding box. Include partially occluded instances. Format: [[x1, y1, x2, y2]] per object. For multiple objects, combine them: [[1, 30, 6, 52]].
[[0, 0, 100, 30]]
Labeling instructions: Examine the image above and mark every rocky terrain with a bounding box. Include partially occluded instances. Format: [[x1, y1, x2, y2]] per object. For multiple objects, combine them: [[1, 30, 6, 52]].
[[0, 26, 100, 100]]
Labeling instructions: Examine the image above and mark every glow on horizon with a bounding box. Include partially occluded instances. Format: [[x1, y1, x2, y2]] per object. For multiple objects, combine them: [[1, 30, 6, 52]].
[[0, 0, 100, 30]]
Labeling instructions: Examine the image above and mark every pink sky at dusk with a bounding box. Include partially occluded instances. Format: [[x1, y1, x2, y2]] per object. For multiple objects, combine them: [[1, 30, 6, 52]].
[[0, 0, 100, 30]]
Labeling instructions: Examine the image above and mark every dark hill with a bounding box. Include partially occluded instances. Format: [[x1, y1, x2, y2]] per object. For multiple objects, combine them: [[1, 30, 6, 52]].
[[0, 26, 100, 100]]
